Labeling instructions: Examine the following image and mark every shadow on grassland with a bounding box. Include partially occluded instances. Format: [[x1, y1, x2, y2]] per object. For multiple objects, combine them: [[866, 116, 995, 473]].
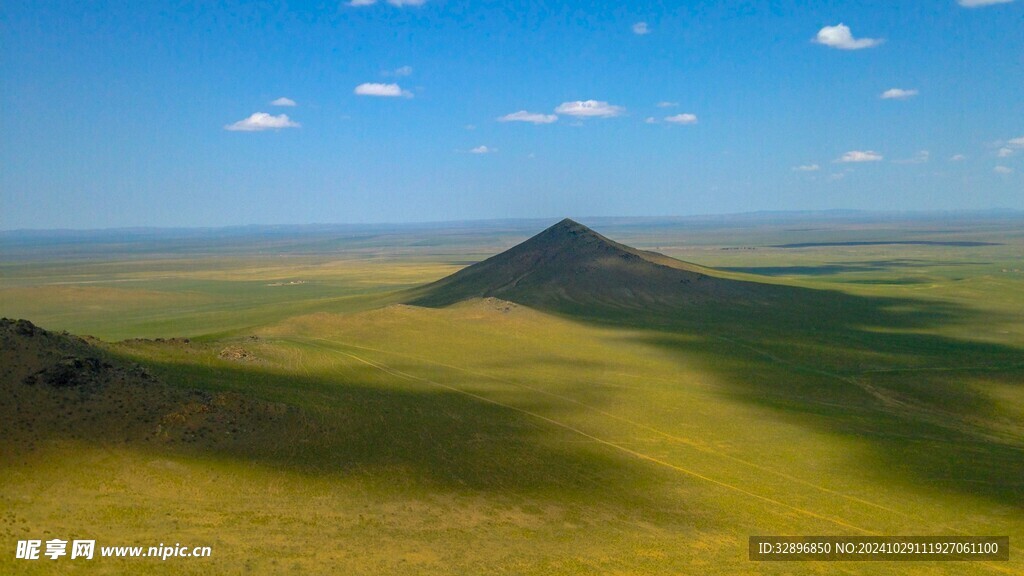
[[433, 282, 1024, 508], [638, 328, 1024, 509], [1, 339, 695, 525]]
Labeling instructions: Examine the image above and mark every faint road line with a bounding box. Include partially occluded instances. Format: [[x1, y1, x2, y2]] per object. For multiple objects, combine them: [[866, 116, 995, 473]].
[[309, 338, 910, 518], [714, 335, 1024, 448], [301, 338, 875, 535]]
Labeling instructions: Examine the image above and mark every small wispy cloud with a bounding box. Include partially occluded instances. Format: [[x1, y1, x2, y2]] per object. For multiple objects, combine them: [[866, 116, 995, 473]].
[[994, 165, 1014, 174], [837, 150, 883, 163], [997, 147, 1014, 158], [949, 154, 966, 161], [814, 24, 883, 50], [632, 22, 650, 35], [354, 83, 412, 98], [554, 100, 625, 118], [498, 110, 558, 124], [384, 65, 413, 77], [270, 97, 297, 107], [1008, 136, 1024, 147], [656, 101, 678, 108], [958, 0, 1013, 7], [224, 112, 300, 132], [894, 150, 930, 164], [881, 88, 918, 100], [793, 164, 821, 172], [350, 0, 427, 6], [469, 145, 496, 154], [664, 113, 698, 125], [644, 117, 658, 124]]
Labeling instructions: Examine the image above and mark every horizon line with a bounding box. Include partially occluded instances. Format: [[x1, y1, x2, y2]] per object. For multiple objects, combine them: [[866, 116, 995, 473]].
[[2, 207, 1023, 235]]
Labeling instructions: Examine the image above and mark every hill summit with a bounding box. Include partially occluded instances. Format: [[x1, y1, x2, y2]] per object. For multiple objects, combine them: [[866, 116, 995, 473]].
[[408, 218, 762, 313]]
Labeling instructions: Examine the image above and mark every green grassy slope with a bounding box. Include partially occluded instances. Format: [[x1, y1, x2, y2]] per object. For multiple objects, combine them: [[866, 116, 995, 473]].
[[1, 216, 1022, 574]]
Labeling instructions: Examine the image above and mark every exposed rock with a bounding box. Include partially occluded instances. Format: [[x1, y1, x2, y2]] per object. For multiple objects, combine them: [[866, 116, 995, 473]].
[[218, 346, 259, 362]]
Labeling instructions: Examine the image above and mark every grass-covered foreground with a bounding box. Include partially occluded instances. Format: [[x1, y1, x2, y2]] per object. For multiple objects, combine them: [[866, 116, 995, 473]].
[[1, 215, 1022, 575]]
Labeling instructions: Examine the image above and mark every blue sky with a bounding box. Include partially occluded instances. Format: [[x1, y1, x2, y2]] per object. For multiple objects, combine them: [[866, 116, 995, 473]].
[[1, 0, 1022, 229]]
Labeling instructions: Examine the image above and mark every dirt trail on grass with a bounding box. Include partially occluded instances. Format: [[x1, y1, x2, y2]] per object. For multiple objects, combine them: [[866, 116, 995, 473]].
[[714, 335, 1024, 449], [298, 338, 875, 535]]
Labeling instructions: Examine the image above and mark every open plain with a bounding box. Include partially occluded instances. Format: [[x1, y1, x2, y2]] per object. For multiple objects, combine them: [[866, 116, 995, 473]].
[[2, 213, 1023, 575]]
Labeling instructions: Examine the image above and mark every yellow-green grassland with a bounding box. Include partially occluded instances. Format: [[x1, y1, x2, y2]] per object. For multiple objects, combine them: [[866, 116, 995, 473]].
[[2, 215, 1023, 575]]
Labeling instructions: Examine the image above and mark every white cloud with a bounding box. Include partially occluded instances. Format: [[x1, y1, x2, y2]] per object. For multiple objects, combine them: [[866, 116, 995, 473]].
[[632, 22, 650, 35], [554, 100, 625, 118], [470, 145, 495, 154], [837, 150, 883, 163], [354, 83, 412, 97], [498, 110, 558, 124], [828, 172, 848, 181], [814, 24, 883, 50], [224, 112, 300, 132], [656, 101, 678, 108], [665, 113, 698, 124], [383, 65, 413, 77], [881, 88, 918, 100], [997, 147, 1014, 158], [994, 165, 1014, 174], [464, 124, 476, 131], [950, 154, 966, 161], [958, 0, 1013, 7], [893, 150, 930, 164], [793, 164, 821, 172], [270, 97, 297, 107], [1008, 136, 1024, 148], [644, 117, 658, 124], [350, 0, 427, 5]]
